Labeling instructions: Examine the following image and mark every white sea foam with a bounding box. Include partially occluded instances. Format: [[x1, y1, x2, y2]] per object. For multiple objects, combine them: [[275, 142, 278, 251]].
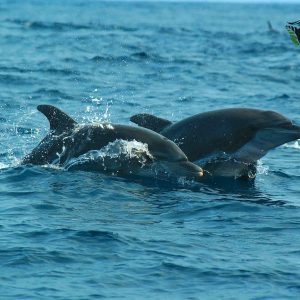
[[0, 162, 9, 170], [283, 140, 300, 150], [64, 139, 153, 171], [256, 160, 269, 176], [105, 124, 114, 130]]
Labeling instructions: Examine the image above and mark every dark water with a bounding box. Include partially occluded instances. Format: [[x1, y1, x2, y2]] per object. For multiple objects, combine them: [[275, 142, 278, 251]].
[[1, 1, 300, 299]]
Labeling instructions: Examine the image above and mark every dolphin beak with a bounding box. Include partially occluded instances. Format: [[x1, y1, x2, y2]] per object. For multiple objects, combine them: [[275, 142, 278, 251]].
[[180, 161, 204, 179], [162, 160, 204, 181]]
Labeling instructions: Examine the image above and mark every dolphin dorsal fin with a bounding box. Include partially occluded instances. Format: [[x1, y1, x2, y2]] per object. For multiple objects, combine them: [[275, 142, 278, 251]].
[[37, 104, 77, 133], [130, 113, 172, 133]]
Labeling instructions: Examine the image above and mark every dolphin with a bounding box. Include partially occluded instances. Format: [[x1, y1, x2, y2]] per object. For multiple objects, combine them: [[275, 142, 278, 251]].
[[22, 105, 203, 181], [130, 108, 300, 178]]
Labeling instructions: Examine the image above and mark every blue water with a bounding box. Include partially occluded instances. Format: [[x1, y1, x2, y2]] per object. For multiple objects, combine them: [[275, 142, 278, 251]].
[[1, 1, 300, 299]]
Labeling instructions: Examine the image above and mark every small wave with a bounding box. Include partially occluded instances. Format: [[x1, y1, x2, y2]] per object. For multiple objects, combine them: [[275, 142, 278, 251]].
[[161, 261, 203, 276], [0, 162, 9, 170], [238, 42, 292, 56], [130, 51, 166, 62], [91, 52, 168, 64], [42, 68, 75, 76], [0, 66, 75, 77], [0, 166, 55, 181], [90, 55, 128, 64], [32, 203, 61, 211], [213, 31, 242, 41], [0, 126, 39, 135], [255, 74, 289, 85], [271, 171, 292, 179], [74, 230, 120, 239], [0, 74, 29, 85], [131, 51, 152, 60], [284, 140, 300, 150], [18, 228, 126, 248], [69, 230, 127, 245], [5, 19, 91, 31], [98, 24, 137, 32], [6, 18, 138, 33], [0, 66, 29, 74], [158, 26, 179, 34], [267, 94, 290, 101], [3, 247, 76, 266], [33, 88, 73, 100], [90, 51, 205, 66]]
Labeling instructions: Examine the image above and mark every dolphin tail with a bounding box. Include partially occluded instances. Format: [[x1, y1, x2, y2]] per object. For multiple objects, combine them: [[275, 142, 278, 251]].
[[37, 105, 77, 133], [130, 113, 172, 133], [233, 124, 300, 163]]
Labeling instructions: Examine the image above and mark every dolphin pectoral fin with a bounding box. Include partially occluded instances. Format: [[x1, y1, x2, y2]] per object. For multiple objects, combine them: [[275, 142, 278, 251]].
[[130, 113, 172, 133], [233, 126, 300, 163], [37, 105, 77, 133]]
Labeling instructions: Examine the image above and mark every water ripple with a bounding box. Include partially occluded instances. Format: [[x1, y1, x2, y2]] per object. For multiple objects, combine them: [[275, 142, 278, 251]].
[[1, 1, 300, 300]]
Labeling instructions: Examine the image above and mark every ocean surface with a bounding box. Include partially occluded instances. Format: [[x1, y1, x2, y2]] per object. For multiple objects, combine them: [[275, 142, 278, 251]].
[[1, 1, 300, 299]]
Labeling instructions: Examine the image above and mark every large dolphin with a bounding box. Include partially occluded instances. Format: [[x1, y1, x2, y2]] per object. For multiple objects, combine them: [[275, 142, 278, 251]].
[[22, 105, 203, 181], [130, 108, 300, 178]]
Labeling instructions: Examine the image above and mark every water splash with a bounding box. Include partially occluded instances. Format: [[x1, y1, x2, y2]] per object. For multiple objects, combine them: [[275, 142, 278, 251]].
[[283, 140, 300, 150], [64, 139, 153, 173], [256, 160, 269, 176], [82, 91, 112, 124]]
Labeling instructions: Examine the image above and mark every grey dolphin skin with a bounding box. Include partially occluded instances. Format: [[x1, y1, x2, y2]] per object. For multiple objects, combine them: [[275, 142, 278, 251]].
[[22, 105, 203, 181], [130, 108, 300, 178]]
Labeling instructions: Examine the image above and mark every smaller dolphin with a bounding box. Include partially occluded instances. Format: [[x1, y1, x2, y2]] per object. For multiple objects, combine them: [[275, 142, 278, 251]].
[[130, 108, 300, 178], [22, 105, 203, 181]]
